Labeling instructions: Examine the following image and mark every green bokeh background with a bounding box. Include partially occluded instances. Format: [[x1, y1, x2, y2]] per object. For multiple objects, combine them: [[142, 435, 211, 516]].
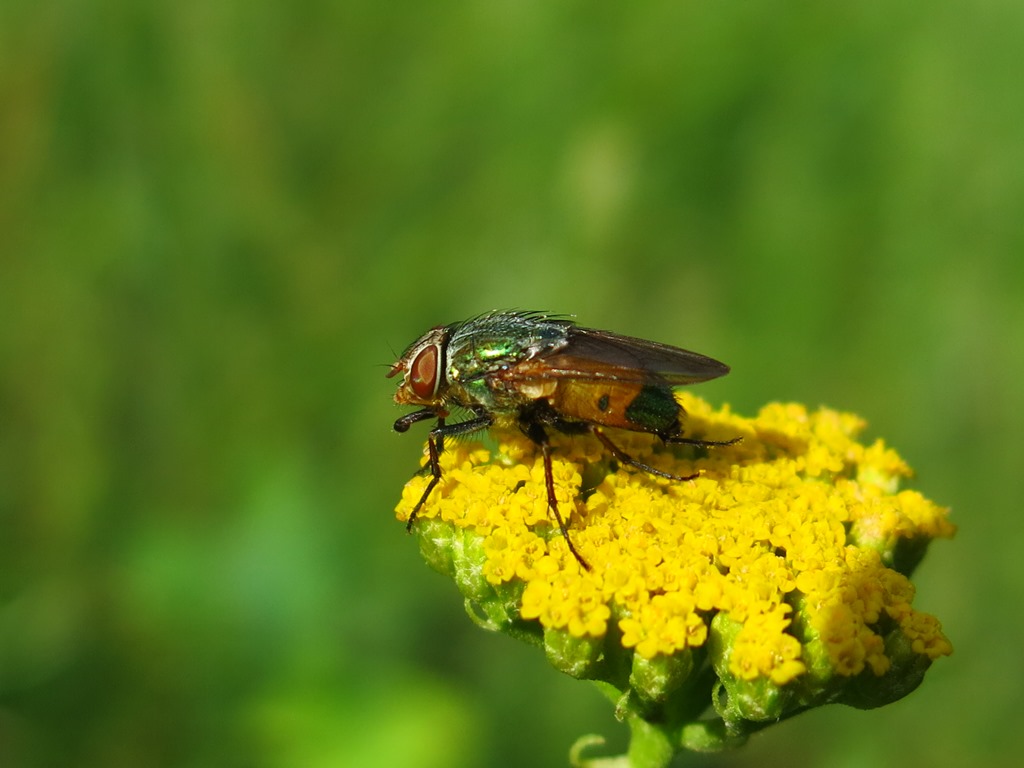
[[2, 2, 1021, 766]]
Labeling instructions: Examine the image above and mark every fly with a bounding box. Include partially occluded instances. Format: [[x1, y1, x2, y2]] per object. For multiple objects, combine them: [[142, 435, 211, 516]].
[[388, 311, 738, 570]]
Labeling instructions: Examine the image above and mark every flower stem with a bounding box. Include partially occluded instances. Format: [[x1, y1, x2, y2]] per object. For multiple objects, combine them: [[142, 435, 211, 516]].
[[573, 685, 677, 768], [624, 714, 674, 768]]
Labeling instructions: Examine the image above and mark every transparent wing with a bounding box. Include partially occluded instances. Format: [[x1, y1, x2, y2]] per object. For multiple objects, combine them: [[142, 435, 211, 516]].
[[501, 326, 729, 385]]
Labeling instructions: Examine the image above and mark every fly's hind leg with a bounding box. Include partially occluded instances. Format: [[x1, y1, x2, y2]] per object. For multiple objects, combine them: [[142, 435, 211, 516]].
[[663, 434, 743, 449], [591, 427, 701, 482]]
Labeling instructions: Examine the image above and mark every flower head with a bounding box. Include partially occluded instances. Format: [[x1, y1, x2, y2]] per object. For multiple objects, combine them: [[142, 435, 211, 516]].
[[395, 393, 954, 755]]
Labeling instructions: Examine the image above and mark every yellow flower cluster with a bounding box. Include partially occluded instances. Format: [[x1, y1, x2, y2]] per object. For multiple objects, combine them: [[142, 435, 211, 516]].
[[395, 393, 954, 685]]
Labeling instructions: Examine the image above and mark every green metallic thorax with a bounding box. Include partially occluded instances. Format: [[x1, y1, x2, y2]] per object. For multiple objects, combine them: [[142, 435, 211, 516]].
[[442, 312, 570, 418]]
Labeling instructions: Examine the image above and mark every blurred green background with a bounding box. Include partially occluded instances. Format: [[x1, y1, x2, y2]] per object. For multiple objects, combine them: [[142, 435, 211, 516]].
[[1, 1, 1021, 766]]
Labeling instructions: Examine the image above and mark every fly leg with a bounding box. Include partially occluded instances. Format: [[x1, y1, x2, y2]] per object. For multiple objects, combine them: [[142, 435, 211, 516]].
[[393, 408, 439, 434], [399, 410, 492, 530], [663, 434, 743, 448], [591, 427, 702, 482], [406, 422, 443, 531], [394, 409, 443, 478], [521, 419, 591, 571]]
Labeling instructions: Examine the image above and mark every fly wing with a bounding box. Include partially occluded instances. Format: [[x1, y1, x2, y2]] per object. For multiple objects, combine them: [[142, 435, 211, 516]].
[[507, 326, 729, 385]]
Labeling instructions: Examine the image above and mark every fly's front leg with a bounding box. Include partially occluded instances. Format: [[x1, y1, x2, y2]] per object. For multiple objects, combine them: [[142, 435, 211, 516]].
[[407, 423, 443, 530], [393, 408, 438, 434], [405, 410, 493, 530], [394, 409, 443, 478]]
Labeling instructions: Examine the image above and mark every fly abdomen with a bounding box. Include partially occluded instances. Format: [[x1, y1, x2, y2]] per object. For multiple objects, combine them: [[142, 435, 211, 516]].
[[624, 383, 682, 436]]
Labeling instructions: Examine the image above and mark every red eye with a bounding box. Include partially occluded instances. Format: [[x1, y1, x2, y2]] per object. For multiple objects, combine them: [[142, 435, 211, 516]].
[[410, 344, 440, 400]]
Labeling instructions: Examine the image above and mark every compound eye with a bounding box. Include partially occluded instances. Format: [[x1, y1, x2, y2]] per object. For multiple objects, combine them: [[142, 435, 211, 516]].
[[409, 343, 441, 400]]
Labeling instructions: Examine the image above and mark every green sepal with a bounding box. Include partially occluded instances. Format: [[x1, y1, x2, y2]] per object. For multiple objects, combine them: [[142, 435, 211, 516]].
[[415, 518, 492, 601], [836, 627, 932, 710], [544, 626, 606, 679], [708, 613, 795, 723], [628, 649, 695, 705]]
